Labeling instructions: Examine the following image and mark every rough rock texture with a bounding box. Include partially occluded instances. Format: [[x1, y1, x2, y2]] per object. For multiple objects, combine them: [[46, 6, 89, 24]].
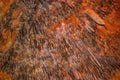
[[0, 0, 120, 80]]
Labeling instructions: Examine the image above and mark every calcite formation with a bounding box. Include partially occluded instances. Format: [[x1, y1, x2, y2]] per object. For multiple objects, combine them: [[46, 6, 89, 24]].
[[0, 0, 120, 80]]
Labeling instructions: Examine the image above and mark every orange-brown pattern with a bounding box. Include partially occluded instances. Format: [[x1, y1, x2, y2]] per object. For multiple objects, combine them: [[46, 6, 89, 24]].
[[0, 0, 14, 21], [0, 71, 11, 80], [0, 0, 120, 80]]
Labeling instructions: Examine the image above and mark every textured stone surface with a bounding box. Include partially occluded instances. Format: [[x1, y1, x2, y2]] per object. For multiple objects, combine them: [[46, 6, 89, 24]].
[[0, 0, 120, 80], [0, 0, 14, 21]]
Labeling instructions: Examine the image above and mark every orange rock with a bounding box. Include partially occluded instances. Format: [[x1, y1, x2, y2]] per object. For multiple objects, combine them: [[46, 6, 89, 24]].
[[64, 74, 72, 80], [72, 69, 81, 79], [85, 8, 105, 25], [111, 70, 120, 80], [0, 29, 18, 54], [0, 71, 11, 80], [105, 9, 120, 34], [59, 0, 76, 7], [0, 0, 14, 21], [49, 14, 80, 33], [11, 9, 22, 29]]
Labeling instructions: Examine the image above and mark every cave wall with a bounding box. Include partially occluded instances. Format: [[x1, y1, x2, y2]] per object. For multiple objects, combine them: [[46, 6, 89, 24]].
[[0, 0, 120, 80]]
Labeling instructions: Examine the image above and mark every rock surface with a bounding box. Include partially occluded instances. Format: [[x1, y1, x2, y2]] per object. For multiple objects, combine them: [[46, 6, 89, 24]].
[[0, 0, 120, 80]]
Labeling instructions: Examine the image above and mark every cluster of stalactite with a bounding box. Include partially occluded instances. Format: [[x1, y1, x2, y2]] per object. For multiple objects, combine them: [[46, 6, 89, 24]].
[[0, 0, 120, 80]]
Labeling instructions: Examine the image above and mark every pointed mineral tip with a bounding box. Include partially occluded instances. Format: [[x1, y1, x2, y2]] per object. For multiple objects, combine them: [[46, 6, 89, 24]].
[[85, 9, 105, 25]]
